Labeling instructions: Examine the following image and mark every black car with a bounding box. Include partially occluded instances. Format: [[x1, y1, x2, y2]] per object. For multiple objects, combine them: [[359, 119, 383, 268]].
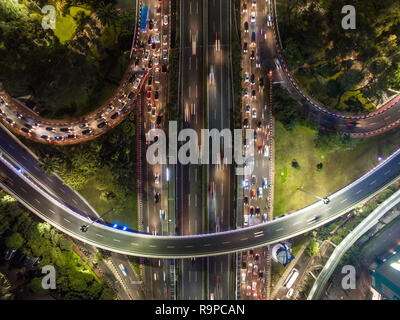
[[60, 127, 70, 132], [54, 136, 63, 141], [154, 91, 159, 100], [46, 127, 55, 132], [147, 35, 152, 45], [154, 192, 160, 203], [97, 122, 107, 129], [148, 60, 153, 69], [259, 77, 264, 87], [24, 123, 33, 130], [250, 73, 255, 85], [110, 112, 119, 120], [255, 207, 260, 215], [21, 127, 30, 134], [162, 63, 167, 73], [254, 131, 257, 140], [251, 89, 256, 98], [250, 50, 255, 60], [156, 115, 162, 126], [244, 21, 249, 32], [82, 129, 92, 135], [244, 195, 248, 205], [128, 74, 135, 82], [40, 134, 49, 140], [128, 91, 135, 100], [243, 118, 249, 128], [134, 59, 140, 67], [66, 134, 76, 139], [148, 76, 153, 85], [148, 19, 154, 30]]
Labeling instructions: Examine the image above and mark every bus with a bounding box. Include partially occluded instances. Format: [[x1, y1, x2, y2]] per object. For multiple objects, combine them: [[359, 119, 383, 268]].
[[283, 268, 299, 289], [140, 6, 148, 33]]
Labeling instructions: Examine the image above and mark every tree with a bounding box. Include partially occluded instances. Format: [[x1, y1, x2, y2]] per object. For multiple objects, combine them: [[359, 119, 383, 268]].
[[95, 2, 118, 28], [306, 238, 319, 257], [5, 232, 24, 250]]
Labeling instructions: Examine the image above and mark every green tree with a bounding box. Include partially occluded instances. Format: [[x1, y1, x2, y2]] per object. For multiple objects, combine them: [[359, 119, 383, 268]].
[[95, 2, 118, 27], [5, 232, 24, 250]]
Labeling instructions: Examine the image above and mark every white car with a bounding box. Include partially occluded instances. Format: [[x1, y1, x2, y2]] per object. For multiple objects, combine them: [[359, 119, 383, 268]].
[[251, 12, 256, 24], [163, 15, 168, 26], [119, 264, 127, 277], [286, 288, 294, 298], [264, 145, 269, 157], [244, 72, 249, 82], [155, 172, 160, 184], [267, 15, 272, 27], [241, 272, 246, 282]]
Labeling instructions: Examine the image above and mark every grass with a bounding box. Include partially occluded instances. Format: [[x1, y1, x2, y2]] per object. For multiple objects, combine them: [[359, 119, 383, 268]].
[[53, 6, 90, 44], [80, 174, 138, 231], [274, 121, 400, 216]]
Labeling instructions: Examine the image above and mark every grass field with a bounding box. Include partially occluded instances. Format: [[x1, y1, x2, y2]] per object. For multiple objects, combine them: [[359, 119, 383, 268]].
[[80, 173, 138, 231], [274, 121, 400, 216]]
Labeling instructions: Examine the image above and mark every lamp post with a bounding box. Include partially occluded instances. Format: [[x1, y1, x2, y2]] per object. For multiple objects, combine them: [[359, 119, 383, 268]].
[[80, 208, 115, 232], [297, 187, 330, 204]]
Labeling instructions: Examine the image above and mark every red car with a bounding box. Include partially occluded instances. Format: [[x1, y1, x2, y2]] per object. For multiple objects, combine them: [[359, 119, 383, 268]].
[[146, 90, 152, 100]]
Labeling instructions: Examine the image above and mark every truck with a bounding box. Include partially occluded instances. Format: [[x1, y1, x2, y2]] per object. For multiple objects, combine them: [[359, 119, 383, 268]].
[[140, 6, 148, 33]]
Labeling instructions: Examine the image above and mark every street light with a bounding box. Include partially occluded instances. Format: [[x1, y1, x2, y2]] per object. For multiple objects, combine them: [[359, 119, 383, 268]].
[[297, 187, 330, 205], [80, 208, 115, 232]]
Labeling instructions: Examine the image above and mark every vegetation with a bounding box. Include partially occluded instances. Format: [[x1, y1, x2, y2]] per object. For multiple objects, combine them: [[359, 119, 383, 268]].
[[0, 0, 135, 119], [0, 191, 116, 300], [277, 0, 400, 114]]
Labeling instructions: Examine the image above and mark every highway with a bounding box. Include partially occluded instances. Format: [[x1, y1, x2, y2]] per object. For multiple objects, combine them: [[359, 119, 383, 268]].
[[177, 0, 206, 300], [2, 123, 400, 259]]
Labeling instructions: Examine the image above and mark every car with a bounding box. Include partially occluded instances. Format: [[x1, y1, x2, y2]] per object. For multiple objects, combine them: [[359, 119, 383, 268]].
[[246, 285, 251, 296], [105, 104, 114, 114], [144, 50, 150, 60], [163, 15, 168, 25], [40, 134, 50, 140], [133, 77, 142, 90], [156, 115, 162, 127], [156, 5, 161, 15], [253, 264, 258, 276], [255, 207, 260, 215], [246, 104, 251, 113], [251, 32, 256, 46], [110, 112, 119, 120], [249, 206, 255, 216], [257, 121, 263, 131], [146, 90, 152, 100], [243, 2, 247, 13], [46, 127, 55, 132], [151, 107, 156, 118], [5, 118, 14, 125], [210, 293, 214, 300], [243, 138, 249, 149], [97, 122, 107, 129], [259, 77, 264, 90], [54, 136, 63, 141], [95, 115, 104, 122], [244, 195, 249, 205], [128, 91, 135, 100], [263, 213, 267, 222], [252, 108, 257, 118], [248, 262, 253, 274], [79, 122, 87, 129], [210, 65, 214, 84], [242, 178, 249, 189], [267, 14, 272, 27], [250, 50, 255, 60], [150, 120, 156, 129], [155, 172, 160, 184], [20, 127, 30, 134], [256, 56, 261, 68], [162, 34, 168, 46], [244, 21, 249, 32], [60, 127, 72, 133], [275, 57, 281, 69], [159, 209, 166, 221], [252, 281, 257, 291], [153, 21, 158, 32], [162, 49, 168, 60], [154, 192, 160, 203], [244, 72, 249, 82], [119, 264, 128, 277], [162, 63, 167, 73], [66, 134, 77, 139], [243, 42, 248, 53], [148, 60, 153, 69], [251, 11, 256, 24], [251, 189, 256, 199], [243, 117, 249, 128], [347, 120, 356, 127], [82, 129, 92, 135], [252, 0, 257, 7], [251, 175, 257, 185], [286, 288, 294, 298], [148, 19, 154, 31], [210, 181, 215, 197], [146, 104, 152, 113], [153, 56, 159, 66], [257, 187, 263, 199], [148, 75, 153, 86], [264, 145, 269, 157], [250, 73, 255, 85], [263, 177, 268, 189], [251, 89, 256, 99], [154, 91, 159, 101], [241, 272, 246, 283]]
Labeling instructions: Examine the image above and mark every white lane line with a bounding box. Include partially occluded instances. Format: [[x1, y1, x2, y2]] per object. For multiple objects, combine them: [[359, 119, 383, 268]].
[[275, 227, 284, 232], [63, 218, 71, 224], [46, 176, 52, 182], [34, 198, 40, 204], [204, 244, 211, 246], [185, 245, 193, 248], [21, 155, 27, 160], [222, 241, 230, 244], [96, 234, 103, 237], [240, 237, 249, 241], [113, 239, 121, 242], [21, 187, 27, 193], [292, 221, 301, 226], [356, 189, 362, 194], [370, 180, 376, 185], [48, 208, 55, 214], [59, 188, 66, 193], [149, 245, 157, 248], [167, 246, 175, 248], [254, 230, 263, 235], [384, 169, 391, 175], [131, 242, 138, 246], [254, 233, 264, 238], [340, 198, 348, 203], [195, 194, 198, 207]]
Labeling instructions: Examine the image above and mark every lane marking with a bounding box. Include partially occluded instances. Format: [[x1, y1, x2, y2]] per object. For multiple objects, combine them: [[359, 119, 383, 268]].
[[356, 189, 362, 194], [384, 169, 391, 175], [113, 239, 121, 242], [222, 241, 230, 245], [34, 198, 40, 204], [96, 234, 103, 237], [204, 244, 211, 246], [167, 246, 175, 248], [63, 218, 71, 224], [370, 180, 376, 185], [275, 227, 284, 232], [48, 208, 55, 214], [131, 242, 138, 246], [149, 245, 157, 248], [72, 199, 78, 205], [340, 198, 348, 203], [21, 187, 27, 193]]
